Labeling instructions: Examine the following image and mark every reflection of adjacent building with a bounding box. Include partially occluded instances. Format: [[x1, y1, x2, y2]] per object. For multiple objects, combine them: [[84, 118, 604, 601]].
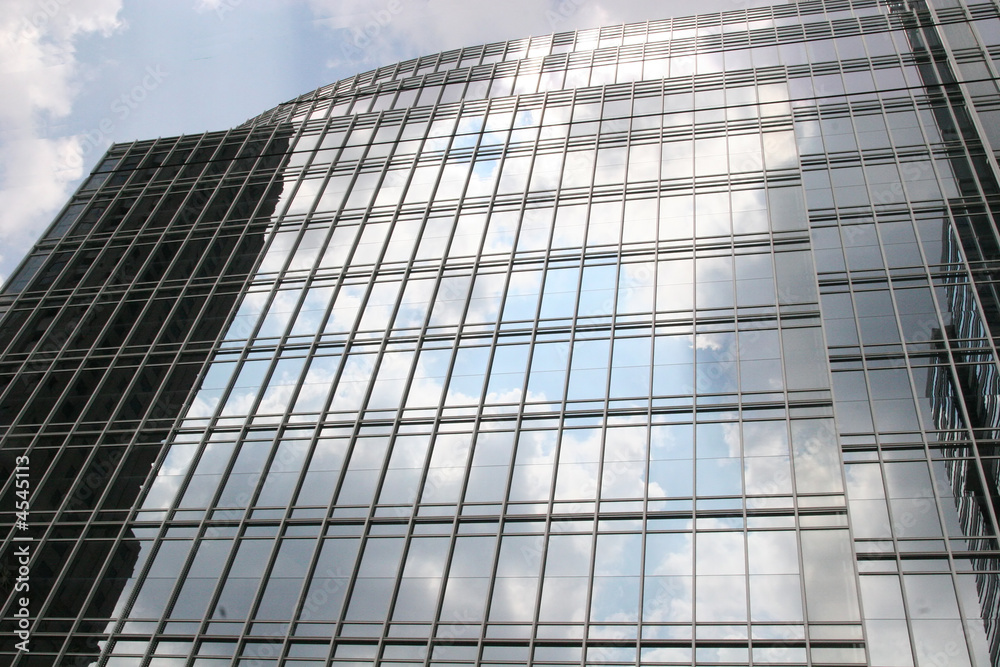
[[898, 2, 1000, 663], [927, 221, 1000, 663], [0, 127, 289, 661]]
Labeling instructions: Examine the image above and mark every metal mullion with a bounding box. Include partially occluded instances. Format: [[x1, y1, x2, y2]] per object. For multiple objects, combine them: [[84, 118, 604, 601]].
[[238, 532, 296, 657], [413, 103, 514, 431], [1, 273, 160, 444], [267, 216, 365, 519], [917, 201, 1000, 541], [316, 477, 366, 643], [322, 169, 447, 526], [380, 521, 428, 641], [808, 212, 875, 664], [12, 187, 124, 301], [346, 301, 439, 634], [102, 522, 193, 646], [876, 448, 920, 665], [425, 456, 485, 646], [477, 520, 517, 652], [638, 155, 667, 650], [0, 161, 178, 430], [47, 153, 241, 389], [282, 280, 367, 428], [180, 531, 261, 652], [57, 250, 228, 435], [134, 141, 304, 509], [741, 469, 752, 651], [345, 147, 472, 641], [311, 337, 374, 518], [925, 277, 1000, 540], [521, 138, 581, 547], [52, 519, 163, 664], [425, 93, 550, 647], [494, 151, 556, 426], [593, 141, 632, 546], [924, 0, 1000, 206], [582, 490, 603, 653], [307, 122, 453, 552], [4, 162, 286, 640], [240, 276, 311, 398], [636, 506, 650, 663], [135, 205, 289, 463], [527, 518, 550, 654], [330, 522, 395, 643], [0, 290, 48, 353], [8, 447, 130, 632], [536, 89, 608, 652], [176, 421, 259, 525], [285, 525, 349, 658], [172, 146, 300, 294]]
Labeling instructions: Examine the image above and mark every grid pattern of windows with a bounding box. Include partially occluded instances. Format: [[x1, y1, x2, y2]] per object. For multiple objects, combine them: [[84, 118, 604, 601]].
[[3, 0, 1000, 665]]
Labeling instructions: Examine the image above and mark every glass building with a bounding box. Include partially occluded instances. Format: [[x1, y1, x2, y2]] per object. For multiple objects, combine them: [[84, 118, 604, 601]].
[[3, 0, 1000, 664]]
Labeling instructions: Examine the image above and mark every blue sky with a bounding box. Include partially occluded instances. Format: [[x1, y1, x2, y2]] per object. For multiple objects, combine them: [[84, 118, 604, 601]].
[[0, 0, 751, 285]]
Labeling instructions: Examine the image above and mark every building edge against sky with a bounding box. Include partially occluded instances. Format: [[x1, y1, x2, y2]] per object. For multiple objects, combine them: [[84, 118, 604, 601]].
[[3, 0, 1000, 665]]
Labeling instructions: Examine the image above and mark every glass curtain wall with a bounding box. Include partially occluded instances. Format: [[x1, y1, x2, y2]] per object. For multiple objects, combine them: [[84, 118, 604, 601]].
[[2, 0, 1000, 665]]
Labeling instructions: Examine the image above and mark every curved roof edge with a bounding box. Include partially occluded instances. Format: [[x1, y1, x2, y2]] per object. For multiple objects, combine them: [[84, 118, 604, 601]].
[[236, 0, 812, 128]]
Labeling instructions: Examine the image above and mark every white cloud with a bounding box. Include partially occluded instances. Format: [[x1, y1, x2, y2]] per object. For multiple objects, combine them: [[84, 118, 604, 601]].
[[0, 0, 123, 283], [193, 0, 226, 12]]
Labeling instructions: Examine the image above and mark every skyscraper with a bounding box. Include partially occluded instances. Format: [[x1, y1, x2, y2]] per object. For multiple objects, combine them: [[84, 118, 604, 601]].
[[3, 0, 1000, 664]]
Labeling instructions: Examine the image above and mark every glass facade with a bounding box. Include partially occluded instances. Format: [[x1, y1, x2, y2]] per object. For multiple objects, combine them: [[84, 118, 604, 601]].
[[3, 0, 1000, 664]]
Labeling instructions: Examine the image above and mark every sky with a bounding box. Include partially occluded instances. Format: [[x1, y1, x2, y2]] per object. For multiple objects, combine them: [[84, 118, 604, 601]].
[[0, 0, 759, 286]]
